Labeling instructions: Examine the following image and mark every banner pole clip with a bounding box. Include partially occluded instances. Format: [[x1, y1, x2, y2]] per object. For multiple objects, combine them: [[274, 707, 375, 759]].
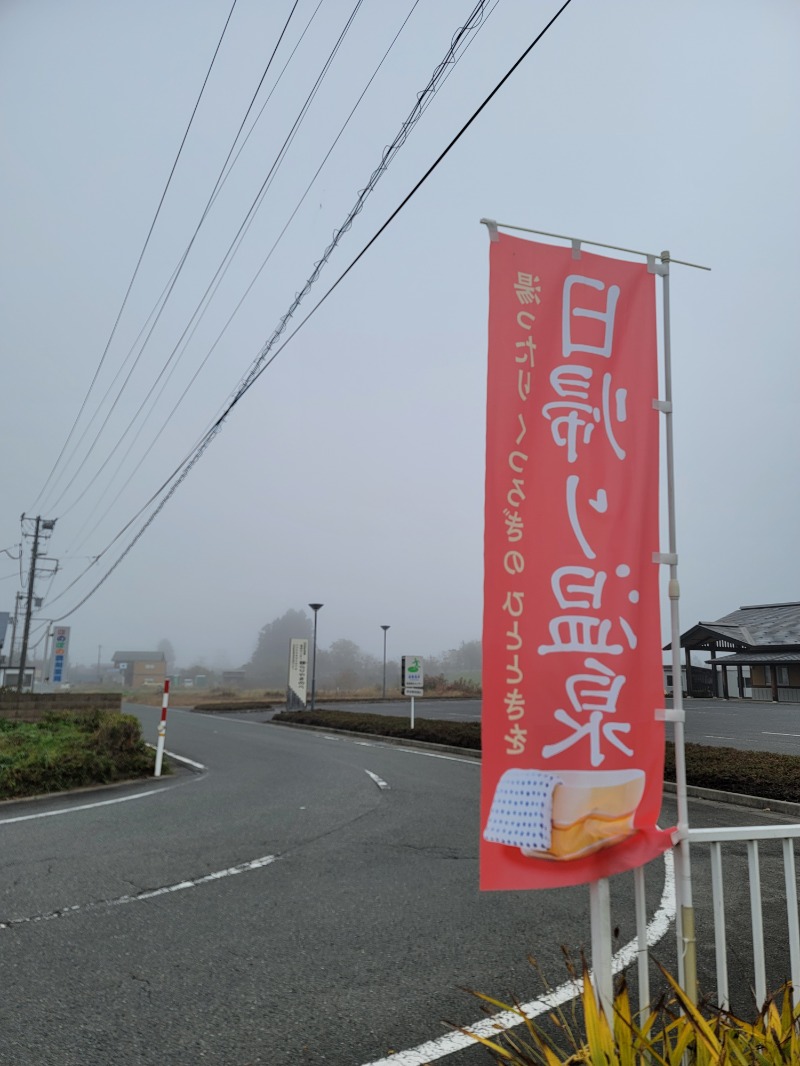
[[656, 707, 685, 723], [653, 552, 678, 565], [480, 218, 499, 242]]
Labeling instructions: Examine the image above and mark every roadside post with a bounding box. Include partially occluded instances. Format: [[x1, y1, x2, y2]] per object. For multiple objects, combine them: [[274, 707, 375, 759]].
[[401, 656, 423, 730], [154, 679, 170, 777], [286, 638, 309, 710]]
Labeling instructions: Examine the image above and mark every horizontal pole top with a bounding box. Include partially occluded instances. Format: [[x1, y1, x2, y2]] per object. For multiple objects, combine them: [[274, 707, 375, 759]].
[[479, 219, 711, 271]]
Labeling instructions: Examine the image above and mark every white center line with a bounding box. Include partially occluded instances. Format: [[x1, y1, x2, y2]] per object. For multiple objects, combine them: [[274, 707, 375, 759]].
[[359, 851, 675, 1066], [364, 770, 390, 790], [1, 855, 278, 930], [703, 735, 737, 741], [763, 732, 800, 738]]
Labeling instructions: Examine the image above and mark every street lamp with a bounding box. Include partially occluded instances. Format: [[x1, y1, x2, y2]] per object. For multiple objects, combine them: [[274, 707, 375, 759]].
[[308, 603, 323, 712], [380, 625, 390, 699]]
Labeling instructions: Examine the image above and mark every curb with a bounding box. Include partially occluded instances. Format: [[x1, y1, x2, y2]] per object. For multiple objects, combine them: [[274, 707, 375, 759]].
[[662, 780, 800, 817], [268, 720, 800, 814], [0, 766, 183, 809]]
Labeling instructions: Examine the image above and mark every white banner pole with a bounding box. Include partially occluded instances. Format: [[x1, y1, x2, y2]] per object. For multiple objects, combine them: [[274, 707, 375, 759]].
[[658, 250, 697, 1003], [589, 878, 613, 1018], [410, 695, 415, 731]]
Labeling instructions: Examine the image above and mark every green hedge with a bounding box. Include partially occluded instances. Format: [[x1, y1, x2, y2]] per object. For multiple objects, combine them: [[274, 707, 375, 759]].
[[273, 710, 800, 802], [0, 710, 159, 799]]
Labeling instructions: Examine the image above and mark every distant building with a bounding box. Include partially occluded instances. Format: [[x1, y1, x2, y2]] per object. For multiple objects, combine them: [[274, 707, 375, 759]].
[[112, 651, 167, 689], [668, 601, 800, 702], [222, 670, 246, 689], [662, 663, 715, 698]]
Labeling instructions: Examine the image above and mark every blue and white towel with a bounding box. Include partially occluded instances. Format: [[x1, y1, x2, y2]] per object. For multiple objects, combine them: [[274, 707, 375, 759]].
[[483, 769, 563, 852]]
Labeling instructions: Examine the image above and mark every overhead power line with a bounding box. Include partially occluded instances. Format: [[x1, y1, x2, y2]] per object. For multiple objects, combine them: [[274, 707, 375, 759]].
[[50, 0, 365, 524], [46, 0, 575, 622], [31, 0, 241, 513], [66, 0, 426, 559], [39, 0, 311, 518]]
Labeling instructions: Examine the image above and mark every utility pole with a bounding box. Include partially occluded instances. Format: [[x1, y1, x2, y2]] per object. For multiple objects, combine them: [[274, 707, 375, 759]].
[[17, 516, 41, 693], [17, 515, 56, 694]]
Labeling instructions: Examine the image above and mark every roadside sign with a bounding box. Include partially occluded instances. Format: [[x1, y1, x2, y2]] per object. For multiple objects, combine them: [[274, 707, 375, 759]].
[[50, 625, 70, 685], [287, 638, 309, 709], [401, 655, 423, 696]]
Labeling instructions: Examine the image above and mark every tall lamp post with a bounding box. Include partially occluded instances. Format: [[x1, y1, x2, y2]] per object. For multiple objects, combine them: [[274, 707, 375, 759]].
[[308, 603, 323, 712], [380, 625, 390, 699]]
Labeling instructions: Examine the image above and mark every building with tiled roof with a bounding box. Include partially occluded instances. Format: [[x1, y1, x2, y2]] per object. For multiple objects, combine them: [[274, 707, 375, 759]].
[[670, 602, 800, 701]]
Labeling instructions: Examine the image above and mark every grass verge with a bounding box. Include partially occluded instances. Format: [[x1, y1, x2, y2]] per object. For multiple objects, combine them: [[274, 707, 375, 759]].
[[0, 710, 163, 800], [273, 709, 800, 803]]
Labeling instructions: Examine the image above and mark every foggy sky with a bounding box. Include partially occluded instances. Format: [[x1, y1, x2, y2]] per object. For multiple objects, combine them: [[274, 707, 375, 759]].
[[1, 0, 798, 670]]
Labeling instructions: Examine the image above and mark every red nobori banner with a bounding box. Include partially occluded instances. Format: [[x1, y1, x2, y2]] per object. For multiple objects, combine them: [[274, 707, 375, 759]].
[[481, 233, 673, 891]]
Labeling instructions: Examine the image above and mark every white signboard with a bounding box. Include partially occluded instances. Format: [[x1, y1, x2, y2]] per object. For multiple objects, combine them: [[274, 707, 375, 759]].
[[287, 638, 309, 710], [401, 655, 424, 696]]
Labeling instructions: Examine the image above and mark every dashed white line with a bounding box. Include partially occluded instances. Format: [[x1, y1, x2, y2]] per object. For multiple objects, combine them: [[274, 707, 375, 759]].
[[763, 732, 800, 738], [703, 735, 737, 741], [1, 855, 278, 930], [358, 851, 676, 1066], [364, 770, 390, 790]]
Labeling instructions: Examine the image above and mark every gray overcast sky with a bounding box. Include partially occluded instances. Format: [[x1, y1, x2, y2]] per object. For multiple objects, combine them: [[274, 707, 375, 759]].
[[1, 0, 798, 670]]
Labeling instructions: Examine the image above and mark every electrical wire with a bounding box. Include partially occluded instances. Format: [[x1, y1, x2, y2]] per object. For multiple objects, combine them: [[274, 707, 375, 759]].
[[31, 0, 241, 514], [47, 0, 362, 520], [66, 0, 425, 557], [54, 0, 490, 579], [56, 0, 323, 529], [46, 0, 574, 622], [40, 0, 309, 518]]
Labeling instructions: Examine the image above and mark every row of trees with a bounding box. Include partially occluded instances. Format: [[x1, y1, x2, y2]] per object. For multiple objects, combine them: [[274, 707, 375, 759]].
[[242, 609, 481, 691]]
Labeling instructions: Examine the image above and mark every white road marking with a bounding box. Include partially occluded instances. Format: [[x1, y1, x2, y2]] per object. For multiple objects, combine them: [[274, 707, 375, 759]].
[[395, 748, 479, 766], [364, 770, 390, 790], [355, 741, 374, 747], [145, 743, 207, 770], [1, 855, 277, 930], [0, 786, 176, 826], [703, 735, 737, 741], [359, 851, 676, 1066], [763, 732, 800, 738], [164, 749, 206, 770]]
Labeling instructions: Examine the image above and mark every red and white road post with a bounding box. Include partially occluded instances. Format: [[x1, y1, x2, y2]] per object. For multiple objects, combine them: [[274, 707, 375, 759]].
[[154, 679, 170, 777]]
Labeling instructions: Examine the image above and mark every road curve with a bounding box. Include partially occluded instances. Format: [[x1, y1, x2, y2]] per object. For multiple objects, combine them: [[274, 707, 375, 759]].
[[0, 703, 795, 1065]]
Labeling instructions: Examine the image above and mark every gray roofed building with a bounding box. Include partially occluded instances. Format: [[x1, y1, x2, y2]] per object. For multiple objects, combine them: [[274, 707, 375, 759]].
[[668, 602, 800, 702]]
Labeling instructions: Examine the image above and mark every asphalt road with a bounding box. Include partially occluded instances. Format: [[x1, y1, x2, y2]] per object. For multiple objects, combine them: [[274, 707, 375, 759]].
[[326, 697, 800, 756], [0, 704, 798, 1065]]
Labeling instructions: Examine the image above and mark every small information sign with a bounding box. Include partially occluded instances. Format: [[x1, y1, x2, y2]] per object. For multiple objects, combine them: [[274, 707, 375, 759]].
[[401, 655, 424, 696]]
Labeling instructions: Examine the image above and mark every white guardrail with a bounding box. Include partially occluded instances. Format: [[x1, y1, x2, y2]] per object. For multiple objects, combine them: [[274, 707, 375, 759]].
[[684, 824, 800, 1011], [630, 826, 800, 1017]]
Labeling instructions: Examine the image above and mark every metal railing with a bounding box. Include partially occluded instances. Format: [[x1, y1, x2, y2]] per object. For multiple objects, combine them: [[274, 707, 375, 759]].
[[685, 824, 800, 1011]]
